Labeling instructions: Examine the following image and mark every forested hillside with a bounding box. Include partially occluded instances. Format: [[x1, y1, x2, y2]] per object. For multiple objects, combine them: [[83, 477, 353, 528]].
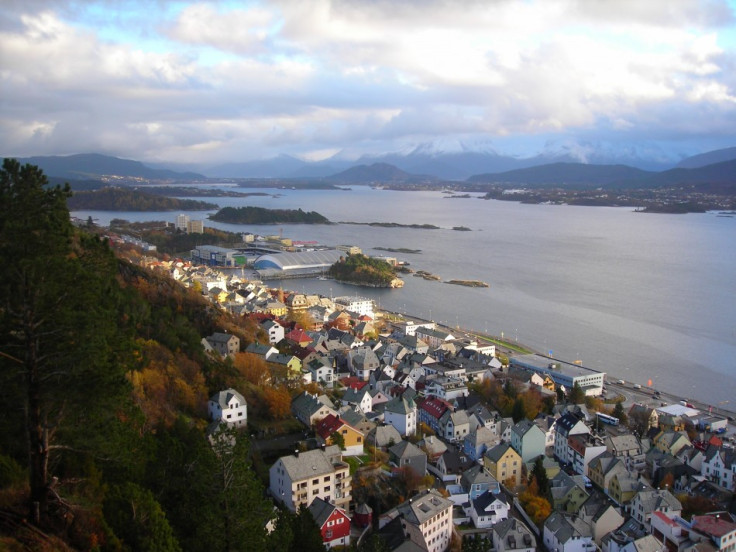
[[0, 159, 323, 551]]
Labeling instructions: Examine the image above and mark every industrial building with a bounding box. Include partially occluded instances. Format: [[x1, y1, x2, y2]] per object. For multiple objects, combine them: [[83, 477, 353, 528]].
[[510, 354, 605, 396], [191, 245, 241, 266], [253, 249, 344, 278]]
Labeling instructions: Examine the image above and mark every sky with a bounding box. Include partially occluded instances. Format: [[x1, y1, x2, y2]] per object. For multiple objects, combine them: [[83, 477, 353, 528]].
[[2, 0, 736, 166]]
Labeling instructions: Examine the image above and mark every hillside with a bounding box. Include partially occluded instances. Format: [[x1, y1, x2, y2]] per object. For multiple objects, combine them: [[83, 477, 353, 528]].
[[209, 205, 330, 224], [467, 162, 652, 188], [16, 153, 205, 180], [67, 186, 218, 211], [326, 162, 433, 183], [676, 146, 736, 169]]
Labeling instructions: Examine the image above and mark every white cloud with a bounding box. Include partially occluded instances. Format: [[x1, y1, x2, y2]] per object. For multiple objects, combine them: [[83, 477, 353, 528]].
[[1, 0, 735, 163]]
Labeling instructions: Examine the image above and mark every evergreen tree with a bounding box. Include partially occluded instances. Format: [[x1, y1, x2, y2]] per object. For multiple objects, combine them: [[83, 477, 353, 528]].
[[613, 401, 628, 425], [104, 482, 182, 552], [289, 506, 325, 552], [568, 382, 585, 405], [0, 159, 134, 523], [530, 456, 552, 502]]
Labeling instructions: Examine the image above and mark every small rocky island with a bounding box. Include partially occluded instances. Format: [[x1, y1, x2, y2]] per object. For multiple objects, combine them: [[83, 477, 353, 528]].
[[327, 253, 404, 288], [446, 279, 489, 288]]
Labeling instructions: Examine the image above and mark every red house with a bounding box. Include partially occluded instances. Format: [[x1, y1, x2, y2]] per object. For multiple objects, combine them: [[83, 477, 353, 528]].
[[308, 497, 351, 549]]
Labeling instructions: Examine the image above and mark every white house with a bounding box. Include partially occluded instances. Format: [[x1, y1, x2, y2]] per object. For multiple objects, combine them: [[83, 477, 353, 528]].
[[383, 396, 417, 437], [208, 388, 247, 427], [468, 491, 510, 529], [379, 490, 453, 552], [543, 512, 595, 552], [261, 319, 285, 344]]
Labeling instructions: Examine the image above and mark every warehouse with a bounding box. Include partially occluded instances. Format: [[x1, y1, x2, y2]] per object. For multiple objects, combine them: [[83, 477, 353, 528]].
[[510, 354, 605, 396], [253, 249, 344, 277]]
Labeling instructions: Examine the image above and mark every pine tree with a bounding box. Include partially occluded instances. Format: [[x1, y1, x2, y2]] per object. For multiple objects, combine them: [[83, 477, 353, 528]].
[[0, 159, 134, 523]]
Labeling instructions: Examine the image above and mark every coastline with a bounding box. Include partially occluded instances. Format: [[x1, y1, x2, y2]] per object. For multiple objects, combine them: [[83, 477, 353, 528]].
[[380, 308, 736, 422]]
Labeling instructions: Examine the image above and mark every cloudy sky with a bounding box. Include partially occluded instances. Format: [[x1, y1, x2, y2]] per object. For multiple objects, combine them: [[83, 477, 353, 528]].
[[2, 0, 736, 165]]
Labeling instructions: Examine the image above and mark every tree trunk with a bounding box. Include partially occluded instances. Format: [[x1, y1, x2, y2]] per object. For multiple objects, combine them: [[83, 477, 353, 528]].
[[26, 335, 48, 523]]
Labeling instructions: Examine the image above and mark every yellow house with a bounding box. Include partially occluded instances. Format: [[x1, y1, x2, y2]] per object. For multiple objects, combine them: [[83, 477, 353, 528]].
[[653, 431, 691, 456], [608, 473, 644, 506], [483, 442, 522, 487], [316, 414, 364, 456]]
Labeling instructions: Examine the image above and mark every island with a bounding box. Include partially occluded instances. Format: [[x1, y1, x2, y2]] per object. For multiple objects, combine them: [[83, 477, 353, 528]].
[[446, 279, 489, 288], [327, 253, 404, 288], [209, 206, 330, 224], [67, 187, 218, 211]]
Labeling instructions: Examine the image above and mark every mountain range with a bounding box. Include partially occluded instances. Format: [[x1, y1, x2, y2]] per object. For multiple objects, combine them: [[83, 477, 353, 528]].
[[5, 146, 736, 192]]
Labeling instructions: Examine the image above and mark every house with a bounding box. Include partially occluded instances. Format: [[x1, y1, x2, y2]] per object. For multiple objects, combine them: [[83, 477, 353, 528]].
[[468, 491, 510, 529], [609, 472, 650, 507], [208, 388, 247, 427], [434, 447, 474, 484], [606, 433, 643, 459], [261, 319, 285, 344], [618, 535, 666, 552], [628, 404, 659, 432], [378, 489, 453, 552], [439, 409, 471, 443], [206, 332, 240, 357], [484, 442, 523, 487], [417, 396, 452, 435], [342, 386, 373, 413], [307, 357, 335, 388], [550, 470, 590, 513], [244, 342, 279, 360], [569, 433, 607, 476], [269, 447, 351, 512], [461, 464, 500, 500], [389, 440, 427, 478], [543, 511, 595, 552], [588, 452, 629, 495], [367, 424, 402, 449], [510, 418, 546, 464], [701, 445, 736, 491], [578, 495, 625, 545], [308, 497, 351, 549], [492, 518, 537, 552], [690, 514, 736, 552], [629, 489, 682, 530], [463, 426, 500, 462], [315, 414, 364, 456], [291, 392, 338, 427], [653, 431, 692, 457], [348, 347, 380, 380], [383, 396, 417, 437], [555, 413, 590, 466]]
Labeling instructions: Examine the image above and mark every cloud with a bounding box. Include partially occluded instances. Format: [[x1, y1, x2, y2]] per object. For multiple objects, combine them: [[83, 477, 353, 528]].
[[1, 0, 735, 163]]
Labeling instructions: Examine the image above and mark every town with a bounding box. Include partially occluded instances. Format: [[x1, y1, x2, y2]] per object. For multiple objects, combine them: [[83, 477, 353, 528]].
[[119, 221, 736, 552]]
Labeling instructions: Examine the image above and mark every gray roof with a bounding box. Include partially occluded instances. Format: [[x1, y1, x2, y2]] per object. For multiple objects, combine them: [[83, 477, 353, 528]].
[[634, 489, 682, 514], [308, 497, 343, 528], [209, 388, 245, 408], [394, 489, 452, 526], [384, 396, 415, 415], [485, 442, 515, 463], [544, 512, 593, 543], [493, 518, 536, 549], [276, 448, 342, 481], [369, 424, 402, 448], [472, 490, 508, 513], [389, 440, 425, 460], [511, 418, 537, 438]]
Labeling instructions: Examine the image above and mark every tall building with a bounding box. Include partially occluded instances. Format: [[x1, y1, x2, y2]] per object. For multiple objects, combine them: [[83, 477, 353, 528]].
[[187, 219, 204, 233], [175, 213, 189, 231]]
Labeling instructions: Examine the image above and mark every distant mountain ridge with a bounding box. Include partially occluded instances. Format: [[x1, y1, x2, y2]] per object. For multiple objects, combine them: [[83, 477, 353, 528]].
[[675, 146, 736, 169], [326, 162, 435, 183], [13, 153, 205, 180]]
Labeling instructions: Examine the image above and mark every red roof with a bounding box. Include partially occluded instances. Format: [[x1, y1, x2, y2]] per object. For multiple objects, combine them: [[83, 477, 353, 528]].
[[692, 515, 736, 538], [286, 329, 312, 343], [341, 377, 369, 391], [417, 397, 450, 420], [315, 414, 347, 440]]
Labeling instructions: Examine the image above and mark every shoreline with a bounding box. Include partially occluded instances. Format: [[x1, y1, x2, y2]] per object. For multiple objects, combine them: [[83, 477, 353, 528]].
[[380, 308, 736, 422]]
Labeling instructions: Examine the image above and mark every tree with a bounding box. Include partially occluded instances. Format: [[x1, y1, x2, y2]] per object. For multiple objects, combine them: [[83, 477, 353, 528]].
[[530, 456, 551, 502], [209, 428, 272, 552], [568, 382, 585, 405], [330, 430, 346, 451], [289, 506, 325, 552], [0, 159, 135, 523], [104, 482, 182, 552], [613, 401, 628, 425]]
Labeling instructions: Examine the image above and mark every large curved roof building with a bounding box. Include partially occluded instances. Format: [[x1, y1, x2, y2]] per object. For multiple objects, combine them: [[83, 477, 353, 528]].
[[253, 249, 344, 276]]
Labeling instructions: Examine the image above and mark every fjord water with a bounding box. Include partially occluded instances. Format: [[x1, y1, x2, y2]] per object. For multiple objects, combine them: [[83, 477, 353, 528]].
[[75, 187, 736, 406]]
